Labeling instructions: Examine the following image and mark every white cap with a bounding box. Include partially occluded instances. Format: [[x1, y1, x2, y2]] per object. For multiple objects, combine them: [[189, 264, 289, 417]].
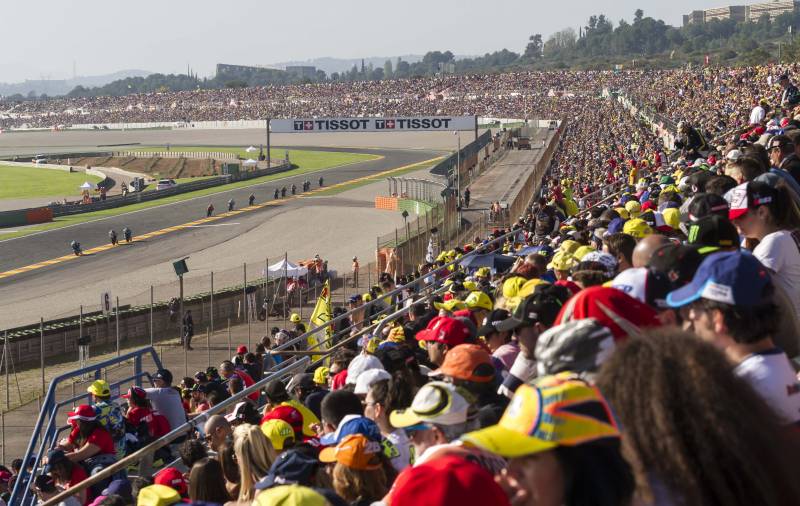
[[345, 354, 384, 385], [389, 381, 470, 428], [354, 369, 392, 395], [725, 149, 742, 161], [610, 268, 648, 305]]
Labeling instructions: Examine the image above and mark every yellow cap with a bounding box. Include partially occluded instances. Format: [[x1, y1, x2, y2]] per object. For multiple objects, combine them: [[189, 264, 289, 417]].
[[387, 326, 405, 343], [464, 291, 493, 311], [362, 293, 372, 302], [625, 200, 641, 217], [559, 240, 580, 255], [614, 207, 630, 220], [547, 251, 577, 272], [475, 267, 491, 278], [517, 278, 549, 298], [137, 484, 181, 506], [260, 419, 295, 450], [502, 277, 527, 299], [661, 208, 681, 230], [573, 245, 596, 261], [87, 379, 111, 397], [622, 218, 653, 239], [290, 313, 301, 323], [253, 485, 327, 506], [434, 299, 467, 312], [463, 280, 478, 291], [312, 367, 329, 385]]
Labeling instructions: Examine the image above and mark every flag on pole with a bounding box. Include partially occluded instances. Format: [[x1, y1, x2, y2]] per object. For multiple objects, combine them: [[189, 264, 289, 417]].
[[307, 280, 333, 362]]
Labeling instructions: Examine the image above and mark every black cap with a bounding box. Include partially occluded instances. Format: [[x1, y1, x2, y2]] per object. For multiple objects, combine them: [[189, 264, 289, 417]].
[[496, 285, 570, 332], [641, 268, 674, 310], [767, 134, 794, 150], [33, 474, 57, 493], [686, 215, 739, 252], [265, 379, 288, 402], [287, 373, 315, 392], [648, 244, 705, 287], [476, 309, 511, 336], [153, 369, 173, 385], [685, 170, 714, 194], [688, 193, 730, 221]]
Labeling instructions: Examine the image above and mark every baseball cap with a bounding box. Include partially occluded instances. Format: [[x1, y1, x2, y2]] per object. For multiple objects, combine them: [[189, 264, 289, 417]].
[[581, 251, 617, 275], [318, 433, 382, 470], [389, 455, 510, 506], [33, 474, 57, 494], [319, 414, 382, 445], [345, 354, 385, 385], [414, 316, 471, 347], [261, 419, 296, 450], [688, 193, 729, 222], [101, 479, 132, 499], [390, 381, 470, 428], [766, 134, 793, 150], [255, 449, 320, 490], [153, 369, 173, 384], [534, 320, 616, 378], [433, 299, 467, 312], [476, 308, 511, 336], [122, 386, 147, 400], [137, 484, 181, 506], [496, 285, 569, 332], [462, 373, 620, 457], [647, 244, 704, 287], [43, 449, 68, 474], [312, 367, 330, 386], [261, 405, 304, 436], [353, 368, 391, 395], [286, 373, 315, 392], [726, 181, 777, 220], [429, 344, 496, 383], [265, 378, 288, 400], [547, 250, 577, 271], [475, 266, 491, 278], [253, 485, 327, 506], [666, 250, 772, 308], [87, 379, 110, 397], [686, 215, 739, 253], [610, 267, 673, 309], [225, 401, 257, 423], [237, 345, 248, 355], [555, 286, 661, 341], [154, 467, 188, 496], [464, 291, 493, 311], [622, 218, 653, 239], [67, 404, 96, 422]]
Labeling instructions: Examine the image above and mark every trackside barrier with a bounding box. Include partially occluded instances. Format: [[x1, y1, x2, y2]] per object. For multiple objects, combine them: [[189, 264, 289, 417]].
[[11, 347, 164, 505]]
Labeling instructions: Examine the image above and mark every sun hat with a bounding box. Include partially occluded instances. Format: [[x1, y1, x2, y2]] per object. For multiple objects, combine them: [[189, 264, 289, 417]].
[[429, 344, 496, 383], [666, 250, 771, 308], [390, 381, 470, 428], [462, 373, 620, 457], [260, 419, 296, 450], [318, 433, 382, 470]]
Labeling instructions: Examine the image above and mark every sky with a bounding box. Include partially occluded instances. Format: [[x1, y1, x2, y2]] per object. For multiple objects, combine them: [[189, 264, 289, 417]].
[[1, 0, 731, 82]]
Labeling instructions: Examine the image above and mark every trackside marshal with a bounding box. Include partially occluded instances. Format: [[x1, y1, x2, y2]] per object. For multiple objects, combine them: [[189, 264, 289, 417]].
[[271, 116, 476, 133]]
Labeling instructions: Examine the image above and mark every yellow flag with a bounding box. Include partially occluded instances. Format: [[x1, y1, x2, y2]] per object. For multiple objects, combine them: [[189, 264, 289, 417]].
[[307, 280, 333, 363]]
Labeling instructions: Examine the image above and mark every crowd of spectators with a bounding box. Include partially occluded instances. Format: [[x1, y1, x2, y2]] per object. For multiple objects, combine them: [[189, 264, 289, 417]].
[[6, 63, 800, 506]]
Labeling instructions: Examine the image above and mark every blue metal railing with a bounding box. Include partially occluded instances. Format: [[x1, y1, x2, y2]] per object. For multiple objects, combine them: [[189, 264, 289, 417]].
[[10, 347, 163, 505]]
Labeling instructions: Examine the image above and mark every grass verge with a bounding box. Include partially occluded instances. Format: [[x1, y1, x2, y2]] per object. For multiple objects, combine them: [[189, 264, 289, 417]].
[[0, 165, 102, 199]]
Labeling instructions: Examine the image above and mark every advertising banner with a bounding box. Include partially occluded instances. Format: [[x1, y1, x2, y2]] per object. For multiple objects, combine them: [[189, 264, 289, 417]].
[[271, 116, 475, 133]]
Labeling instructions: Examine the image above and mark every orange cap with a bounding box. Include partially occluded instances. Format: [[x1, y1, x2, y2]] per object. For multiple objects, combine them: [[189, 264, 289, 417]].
[[430, 344, 495, 383], [318, 434, 382, 470]]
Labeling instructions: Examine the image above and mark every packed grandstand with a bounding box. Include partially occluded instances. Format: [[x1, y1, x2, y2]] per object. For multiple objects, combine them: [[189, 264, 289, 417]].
[[5, 62, 800, 506]]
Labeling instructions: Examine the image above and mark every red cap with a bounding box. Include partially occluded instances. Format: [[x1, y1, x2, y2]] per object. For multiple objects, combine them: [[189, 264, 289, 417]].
[[121, 386, 146, 399], [260, 405, 304, 435], [414, 317, 470, 347], [237, 345, 248, 354], [641, 200, 655, 212], [0, 470, 11, 483], [154, 467, 188, 496], [390, 455, 510, 506], [554, 286, 661, 341], [67, 404, 96, 422]]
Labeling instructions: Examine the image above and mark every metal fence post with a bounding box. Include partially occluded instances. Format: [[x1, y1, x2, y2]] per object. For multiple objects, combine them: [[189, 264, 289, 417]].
[[210, 272, 215, 335], [207, 328, 211, 368], [115, 296, 120, 356], [40, 318, 45, 395], [227, 318, 232, 357], [265, 257, 269, 337], [149, 286, 154, 346]]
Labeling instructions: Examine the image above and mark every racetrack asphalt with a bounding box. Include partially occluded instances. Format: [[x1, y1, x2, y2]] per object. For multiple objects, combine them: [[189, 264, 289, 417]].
[[0, 146, 441, 284]]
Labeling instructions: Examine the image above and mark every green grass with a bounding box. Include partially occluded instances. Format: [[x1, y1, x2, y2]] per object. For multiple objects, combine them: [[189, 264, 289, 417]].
[[0, 150, 381, 241], [131, 147, 377, 175], [0, 165, 102, 199]]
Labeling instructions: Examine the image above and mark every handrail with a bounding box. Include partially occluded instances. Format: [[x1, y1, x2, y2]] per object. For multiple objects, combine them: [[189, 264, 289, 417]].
[[10, 347, 163, 505], [39, 357, 311, 506]]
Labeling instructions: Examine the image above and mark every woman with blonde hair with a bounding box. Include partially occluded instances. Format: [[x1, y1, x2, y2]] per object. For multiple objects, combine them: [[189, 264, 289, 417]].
[[319, 433, 388, 506], [232, 424, 276, 502]]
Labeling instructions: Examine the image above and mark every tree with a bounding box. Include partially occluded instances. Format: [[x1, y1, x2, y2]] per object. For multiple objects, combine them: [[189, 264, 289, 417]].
[[634, 9, 644, 23], [524, 34, 544, 59], [383, 59, 393, 79]]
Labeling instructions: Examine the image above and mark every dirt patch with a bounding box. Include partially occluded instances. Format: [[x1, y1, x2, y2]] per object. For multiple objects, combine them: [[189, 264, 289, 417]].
[[49, 156, 224, 178]]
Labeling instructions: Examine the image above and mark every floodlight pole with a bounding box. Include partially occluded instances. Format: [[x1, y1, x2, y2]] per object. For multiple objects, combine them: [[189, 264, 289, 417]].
[[266, 119, 272, 168]]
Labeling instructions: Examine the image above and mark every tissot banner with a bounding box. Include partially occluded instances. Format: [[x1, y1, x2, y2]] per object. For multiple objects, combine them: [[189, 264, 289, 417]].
[[271, 116, 475, 133]]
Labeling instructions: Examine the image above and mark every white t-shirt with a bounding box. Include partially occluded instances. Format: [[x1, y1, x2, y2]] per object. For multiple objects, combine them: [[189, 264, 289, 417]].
[[386, 428, 413, 472], [749, 105, 765, 125], [145, 387, 187, 431], [734, 349, 800, 424], [753, 230, 800, 318]]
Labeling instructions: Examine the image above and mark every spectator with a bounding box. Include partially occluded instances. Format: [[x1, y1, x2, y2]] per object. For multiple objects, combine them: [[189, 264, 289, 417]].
[[319, 434, 388, 506], [144, 369, 187, 435], [364, 379, 413, 472], [219, 360, 259, 402], [31, 475, 81, 506], [264, 378, 320, 437], [86, 380, 125, 457], [203, 415, 232, 453], [188, 458, 230, 504], [43, 449, 89, 505], [233, 424, 276, 502]]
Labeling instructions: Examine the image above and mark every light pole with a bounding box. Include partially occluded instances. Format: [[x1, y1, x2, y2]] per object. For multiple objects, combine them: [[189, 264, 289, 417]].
[[454, 131, 462, 230]]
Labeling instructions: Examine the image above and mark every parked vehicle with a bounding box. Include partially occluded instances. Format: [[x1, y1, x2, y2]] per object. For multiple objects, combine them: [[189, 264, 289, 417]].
[[156, 178, 177, 190]]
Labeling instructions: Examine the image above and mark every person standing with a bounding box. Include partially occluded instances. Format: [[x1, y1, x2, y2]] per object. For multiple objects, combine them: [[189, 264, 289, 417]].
[[109, 229, 117, 246], [206, 203, 214, 217], [183, 310, 194, 350], [228, 199, 235, 211], [248, 193, 256, 206], [352, 256, 360, 288]]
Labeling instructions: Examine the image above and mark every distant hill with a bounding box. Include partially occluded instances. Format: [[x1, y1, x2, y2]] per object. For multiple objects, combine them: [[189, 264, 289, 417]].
[[270, 55, 425, 75], [0, 69, 151, 97]]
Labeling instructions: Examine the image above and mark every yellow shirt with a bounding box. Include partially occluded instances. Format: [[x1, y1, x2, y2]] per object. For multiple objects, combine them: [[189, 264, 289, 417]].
[[281, 399, 320, 437]]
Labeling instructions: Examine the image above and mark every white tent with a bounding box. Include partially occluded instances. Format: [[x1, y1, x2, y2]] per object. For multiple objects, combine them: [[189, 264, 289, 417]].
[[243, 158, 258, 166], [264, 258, 308, 279], [245, 146, 257, 152], [79, 181, 96, 190]]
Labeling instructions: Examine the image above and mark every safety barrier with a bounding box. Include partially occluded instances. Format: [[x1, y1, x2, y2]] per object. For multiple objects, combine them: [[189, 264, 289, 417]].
[[114, 151, 238, 160]]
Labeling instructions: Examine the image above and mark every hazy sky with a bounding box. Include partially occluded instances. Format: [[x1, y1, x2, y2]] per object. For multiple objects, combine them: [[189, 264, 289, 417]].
[[1, 0, 727, 82]]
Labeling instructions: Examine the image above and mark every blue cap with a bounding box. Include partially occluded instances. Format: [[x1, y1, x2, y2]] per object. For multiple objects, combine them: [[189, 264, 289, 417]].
[[666, 251, 771, 308], [254, 449, 319, 490], [607, 218, 625, 235], [101, 479, 132, 498], [319, 416, 382, 445]]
